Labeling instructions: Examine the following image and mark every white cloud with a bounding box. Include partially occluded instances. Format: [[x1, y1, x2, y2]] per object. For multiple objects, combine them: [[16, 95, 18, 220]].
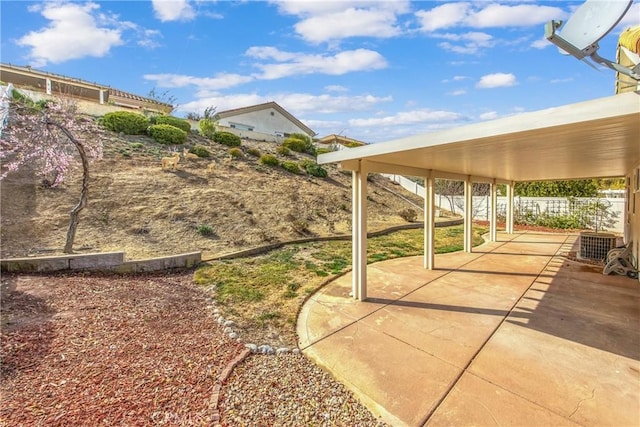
[[144, 73, 254, 91], [447, 89, 467, 96], [277, 93, 392, 114], [349, 109, 463, 127], [247, 47, 388, 79], [137, 29, 163, 49], [151, 0, 195, 22], [17, 2, 123, 66], [479, 111, 498, 120], [476, 73, 517, 88], [465, 4, 563, 28], [550, 77, 574, 84], [177, 91, 392, 117], [325, 85, 349, 92], [416, 2, 565, 32], [272, 0, 410, 43], [531, 37, 551, 49], [294, 7, 403, 43], [145, 47, 387, 99], [415, 3, 472, 32], [434, 31, 495, 54], [442, 75, 469, 83]]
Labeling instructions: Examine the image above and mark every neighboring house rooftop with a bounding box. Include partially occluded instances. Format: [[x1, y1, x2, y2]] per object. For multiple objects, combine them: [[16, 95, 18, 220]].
[[0, 63, 173, 113], [215, 101, 316, 137], [317, 134, 367, 147]]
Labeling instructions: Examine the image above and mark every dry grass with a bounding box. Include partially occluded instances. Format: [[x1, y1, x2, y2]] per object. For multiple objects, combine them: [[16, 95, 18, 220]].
[[1, 131, 426, 260], [194, 225, 487, 347]]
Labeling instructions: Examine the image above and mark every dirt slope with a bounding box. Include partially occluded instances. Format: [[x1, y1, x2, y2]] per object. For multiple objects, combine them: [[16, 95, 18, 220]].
[[1, 130, 424, 260]]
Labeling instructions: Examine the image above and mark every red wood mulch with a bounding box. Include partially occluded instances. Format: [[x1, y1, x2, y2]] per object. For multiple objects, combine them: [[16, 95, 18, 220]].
[[0, 271, 244, 426]]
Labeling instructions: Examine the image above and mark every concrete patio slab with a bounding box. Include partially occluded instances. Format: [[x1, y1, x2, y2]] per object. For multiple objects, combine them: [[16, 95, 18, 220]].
[[297, 232, 640, 426]]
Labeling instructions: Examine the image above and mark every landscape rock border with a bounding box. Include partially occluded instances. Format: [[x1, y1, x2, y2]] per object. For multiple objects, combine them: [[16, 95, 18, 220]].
[[0, 219, 463, 273], [203, 218, 463, 262]]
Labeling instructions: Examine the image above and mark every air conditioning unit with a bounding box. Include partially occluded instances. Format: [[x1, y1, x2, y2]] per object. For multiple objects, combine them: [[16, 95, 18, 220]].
[[579, 232, 617, 261]]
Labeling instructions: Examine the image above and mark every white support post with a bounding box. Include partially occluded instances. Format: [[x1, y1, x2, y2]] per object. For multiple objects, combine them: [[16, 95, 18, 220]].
[[424, 172, 435, 270], [490, 178, 498, 242], [506, 181, 514, 234], [45, 78, 52, 95], [464, 177, 473, 252], [99, 89, 105, 105], [351, 161, 368, 301], [351, 170, 360, 299]]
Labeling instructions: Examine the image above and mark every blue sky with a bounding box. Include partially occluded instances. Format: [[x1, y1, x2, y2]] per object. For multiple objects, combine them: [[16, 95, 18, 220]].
[[1, 1, 638, 142]]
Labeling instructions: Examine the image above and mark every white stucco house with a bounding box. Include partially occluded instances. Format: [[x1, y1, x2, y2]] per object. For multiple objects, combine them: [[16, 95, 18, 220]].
[[214, 101, 316, 143]]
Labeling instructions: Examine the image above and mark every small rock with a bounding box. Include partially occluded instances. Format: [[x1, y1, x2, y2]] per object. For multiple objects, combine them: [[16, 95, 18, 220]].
[[258, 344, 274, 354], [217, 317, 225, 325], [223, 320, 235, 327], [213, 308, 220, 314], [276, 347, 290, 355], [245, 343, 258, 353], [291, 348, 300, 354], [224, 327, 233, 334], [229, 332, 238, 339]]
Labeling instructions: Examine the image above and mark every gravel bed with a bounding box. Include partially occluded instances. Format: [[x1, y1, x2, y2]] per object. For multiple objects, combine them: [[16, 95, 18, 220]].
[[220, 353, 389, 426]]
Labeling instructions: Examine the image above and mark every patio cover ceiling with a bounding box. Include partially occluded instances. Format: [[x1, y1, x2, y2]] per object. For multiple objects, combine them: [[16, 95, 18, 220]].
[[318, 91, 640, 183]]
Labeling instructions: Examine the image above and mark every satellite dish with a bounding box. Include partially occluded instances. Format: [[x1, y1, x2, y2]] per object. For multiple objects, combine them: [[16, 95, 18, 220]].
[[545, 0, 639, 80]]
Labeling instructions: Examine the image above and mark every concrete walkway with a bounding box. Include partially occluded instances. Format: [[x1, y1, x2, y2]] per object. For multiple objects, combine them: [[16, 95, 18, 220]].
[[297, 232, 640, 426]]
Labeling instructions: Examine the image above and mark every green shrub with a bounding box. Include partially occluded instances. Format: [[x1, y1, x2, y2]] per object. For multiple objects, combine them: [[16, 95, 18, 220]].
[[190, 144, 211, 158], [197, 224, 215, 236], [277, 145, 291, 156], [129, 142, 144, 150], [102, 111, 149, 135], [147, 124, 187, 145], [299, 158, 314, 169], [281, 161, 301, 174], [344, 141, 364, 148], [246, 148, 261, 157], [199, 118, 217, 139], [283, 137, 307, 153], [229, 148, 243, 158], [214, 131, 241, 147], [153, 116, 191, 133], [259, 154, 279, 167], [316, 147, 334, 155], [305, 163, 328, 178], [284, 133, 316, 155]]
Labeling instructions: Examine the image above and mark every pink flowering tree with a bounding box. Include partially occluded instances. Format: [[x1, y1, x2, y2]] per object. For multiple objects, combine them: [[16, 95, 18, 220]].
[[0, 93, 103, 253]]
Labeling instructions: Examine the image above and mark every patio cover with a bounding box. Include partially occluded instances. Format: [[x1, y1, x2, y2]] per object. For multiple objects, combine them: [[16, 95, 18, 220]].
[[317, 91, 640, 300], [318, 91, 639, 182]]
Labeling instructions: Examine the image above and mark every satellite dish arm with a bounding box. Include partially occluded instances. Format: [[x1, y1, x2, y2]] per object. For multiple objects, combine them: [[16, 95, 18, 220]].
[[545, 20, 595, 59], [545, 18, 640, 81], [590, 50, 640, 79]]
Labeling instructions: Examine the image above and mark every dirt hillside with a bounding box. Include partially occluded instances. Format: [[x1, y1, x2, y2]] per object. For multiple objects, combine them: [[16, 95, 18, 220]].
[[1, 129, 426, 260]]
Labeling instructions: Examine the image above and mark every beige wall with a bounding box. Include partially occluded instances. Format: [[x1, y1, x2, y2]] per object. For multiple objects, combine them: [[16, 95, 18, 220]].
[[217, 125, 285, 144], [4, 85, 153, 117], [628, 164, 640, 282]]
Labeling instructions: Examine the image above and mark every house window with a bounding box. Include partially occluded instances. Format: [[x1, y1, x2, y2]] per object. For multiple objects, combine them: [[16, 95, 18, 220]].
[[230, 122, 254, 131]]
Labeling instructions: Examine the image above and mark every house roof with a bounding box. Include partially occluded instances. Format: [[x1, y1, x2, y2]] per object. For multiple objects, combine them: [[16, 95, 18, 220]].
[[1, 63, 109, 91], [318, 91, 640, 183], [317, 134, 367, 146], [215, 101, 316, 136], [108, 88, 173, 108]]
